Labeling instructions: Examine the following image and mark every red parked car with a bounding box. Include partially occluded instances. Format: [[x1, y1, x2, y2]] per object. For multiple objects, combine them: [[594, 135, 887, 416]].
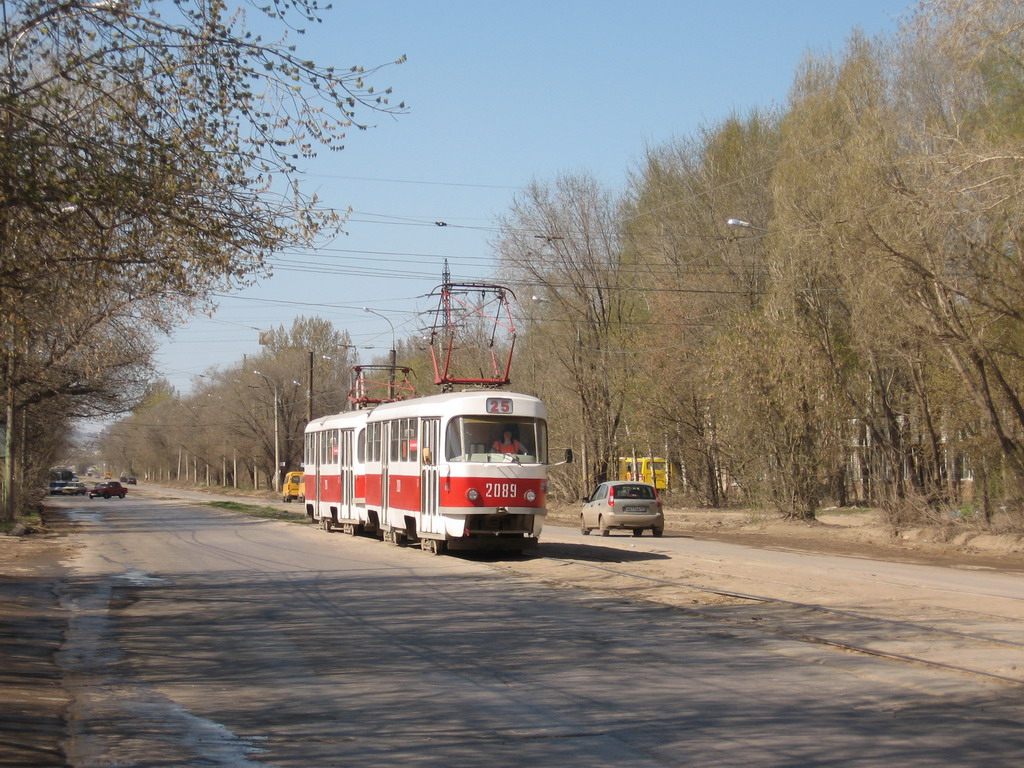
[[89, 481, 127, 499]]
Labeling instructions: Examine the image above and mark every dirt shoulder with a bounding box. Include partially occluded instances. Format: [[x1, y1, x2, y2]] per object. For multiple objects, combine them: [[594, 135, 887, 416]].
[[0, 511, 77, 767], [546, 501, 1024, 571]]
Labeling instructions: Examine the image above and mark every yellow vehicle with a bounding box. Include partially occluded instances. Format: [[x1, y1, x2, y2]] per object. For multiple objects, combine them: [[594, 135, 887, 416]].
[[282, 471, 305, 503], [618, 457, 669, 490]]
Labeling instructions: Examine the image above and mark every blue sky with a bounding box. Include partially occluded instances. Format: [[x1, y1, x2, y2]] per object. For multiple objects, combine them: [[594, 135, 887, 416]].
[[155, 0, 916, 393]]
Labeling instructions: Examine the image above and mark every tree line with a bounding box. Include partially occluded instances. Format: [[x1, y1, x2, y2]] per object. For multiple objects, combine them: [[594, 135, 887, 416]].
[[98, 318, 363, 493], [498, 0, 1024, 530], [0, 0, 404, 523]]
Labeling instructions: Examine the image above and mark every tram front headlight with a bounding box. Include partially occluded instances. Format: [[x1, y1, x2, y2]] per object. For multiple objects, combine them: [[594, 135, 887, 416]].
[[524, 490, 537, 502], [466, 488, 480, 502]]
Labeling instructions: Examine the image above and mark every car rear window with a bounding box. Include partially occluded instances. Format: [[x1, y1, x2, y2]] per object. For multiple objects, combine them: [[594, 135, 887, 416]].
[[617, 484, 655, 499]]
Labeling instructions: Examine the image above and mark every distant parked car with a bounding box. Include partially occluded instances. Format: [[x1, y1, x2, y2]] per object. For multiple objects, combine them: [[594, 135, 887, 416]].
[[89, 481, 127, 499], [61, 482, 87, 496], [580, 481, 664, 537], [126, 476, 137, 485], [119, 476, 129, 483]]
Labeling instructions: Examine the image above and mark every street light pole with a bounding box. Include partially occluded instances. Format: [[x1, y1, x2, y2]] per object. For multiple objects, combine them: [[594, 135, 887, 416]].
[[363, 307, 397, 399], [2, 354, 13, 523], [307, 350, 313, 423], [253, 370, 280, 492]]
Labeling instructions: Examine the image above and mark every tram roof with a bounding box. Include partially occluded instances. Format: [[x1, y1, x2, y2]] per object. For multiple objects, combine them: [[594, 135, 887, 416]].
[[307, 390, 545, 431]]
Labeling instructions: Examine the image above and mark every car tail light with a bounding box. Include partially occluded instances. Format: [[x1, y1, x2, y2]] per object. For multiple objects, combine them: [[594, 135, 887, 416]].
[[608, 485, 616, 506]]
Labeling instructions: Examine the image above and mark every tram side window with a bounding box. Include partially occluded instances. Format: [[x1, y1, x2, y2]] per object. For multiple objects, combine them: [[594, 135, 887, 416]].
[[339, 430, 350, 466], [320, 429, 339, 464], [305, 432, 316, 468], [357, 428, 366, 464], [445, 419, 464, 461], [408, 419, 419, 461], [367, 422, 381, 462], [389, 417, 417, 462]]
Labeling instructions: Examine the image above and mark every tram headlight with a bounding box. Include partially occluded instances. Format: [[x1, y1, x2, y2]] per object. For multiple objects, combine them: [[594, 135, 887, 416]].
[[466, 488, 480, 502], [524, 490, 537, 502]]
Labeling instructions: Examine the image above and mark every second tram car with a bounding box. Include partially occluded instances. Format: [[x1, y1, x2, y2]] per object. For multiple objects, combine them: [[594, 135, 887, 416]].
[[303, 390, 550, 554]]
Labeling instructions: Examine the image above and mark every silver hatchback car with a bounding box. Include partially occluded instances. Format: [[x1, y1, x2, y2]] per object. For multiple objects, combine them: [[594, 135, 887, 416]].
[[581, 481, 664, 537]]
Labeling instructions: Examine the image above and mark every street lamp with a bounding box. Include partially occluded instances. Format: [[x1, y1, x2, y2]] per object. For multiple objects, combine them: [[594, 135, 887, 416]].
[[726, 218, 770, 232], [252, 370, 281, 492], [362, 307, 397, 398]]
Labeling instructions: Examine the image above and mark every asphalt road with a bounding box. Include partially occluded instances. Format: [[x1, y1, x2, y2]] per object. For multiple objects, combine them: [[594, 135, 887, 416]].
[[47, 488, 1024, 766]]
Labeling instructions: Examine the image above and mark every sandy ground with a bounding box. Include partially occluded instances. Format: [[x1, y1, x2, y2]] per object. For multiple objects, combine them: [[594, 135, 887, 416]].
[[546, 500, 1024, 566], [504, 502, 1024, 618]]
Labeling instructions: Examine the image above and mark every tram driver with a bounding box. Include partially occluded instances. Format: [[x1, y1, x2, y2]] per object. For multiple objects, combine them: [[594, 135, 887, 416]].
[[492, 427, 527, 455]]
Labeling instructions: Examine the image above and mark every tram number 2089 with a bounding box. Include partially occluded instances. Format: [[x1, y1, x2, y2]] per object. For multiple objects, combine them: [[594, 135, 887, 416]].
[[486, 482, 519, 500]]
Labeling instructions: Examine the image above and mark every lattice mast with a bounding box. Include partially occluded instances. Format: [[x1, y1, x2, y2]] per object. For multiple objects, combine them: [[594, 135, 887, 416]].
[[426, 261, 518, 391], [348, 365, 416, 408]]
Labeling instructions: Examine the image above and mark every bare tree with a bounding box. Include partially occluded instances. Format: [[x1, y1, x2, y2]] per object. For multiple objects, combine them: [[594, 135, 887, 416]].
[[497, 173, 635, 494]]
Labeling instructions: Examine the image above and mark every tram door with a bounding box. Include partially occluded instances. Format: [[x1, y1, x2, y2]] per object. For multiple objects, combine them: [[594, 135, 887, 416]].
[[420, 418, 440, 526], [380, 421, 390, 513], [340, 428, 354, 517], [310, 431, 322, 512]]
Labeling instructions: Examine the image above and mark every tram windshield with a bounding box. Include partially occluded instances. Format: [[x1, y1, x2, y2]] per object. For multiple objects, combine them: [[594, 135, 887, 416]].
[[445, 416, 547, 464]]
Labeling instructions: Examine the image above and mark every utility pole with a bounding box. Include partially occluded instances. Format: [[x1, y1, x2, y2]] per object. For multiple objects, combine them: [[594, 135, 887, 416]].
[[2, 354, 13, 523], [253, 371, 281, 492]]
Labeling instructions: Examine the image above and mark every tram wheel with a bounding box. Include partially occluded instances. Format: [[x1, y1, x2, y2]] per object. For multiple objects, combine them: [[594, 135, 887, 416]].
[[423, 538, 447, 555]]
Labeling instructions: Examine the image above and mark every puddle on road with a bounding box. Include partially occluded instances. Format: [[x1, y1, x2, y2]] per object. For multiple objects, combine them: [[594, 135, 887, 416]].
[[65, 509, 102, 524], [114, 569, 171, 587]]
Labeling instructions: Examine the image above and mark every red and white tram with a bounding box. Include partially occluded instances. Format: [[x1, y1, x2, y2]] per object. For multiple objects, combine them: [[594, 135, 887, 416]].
[[303, 390, 552, 554]]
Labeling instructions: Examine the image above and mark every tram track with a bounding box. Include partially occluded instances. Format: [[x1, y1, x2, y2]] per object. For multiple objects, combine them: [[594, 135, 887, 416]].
[[509, 550, 1024, 687]]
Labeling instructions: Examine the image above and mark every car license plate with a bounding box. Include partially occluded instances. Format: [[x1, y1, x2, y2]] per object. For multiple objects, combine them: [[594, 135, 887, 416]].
[[623, 505, 647, 513]]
